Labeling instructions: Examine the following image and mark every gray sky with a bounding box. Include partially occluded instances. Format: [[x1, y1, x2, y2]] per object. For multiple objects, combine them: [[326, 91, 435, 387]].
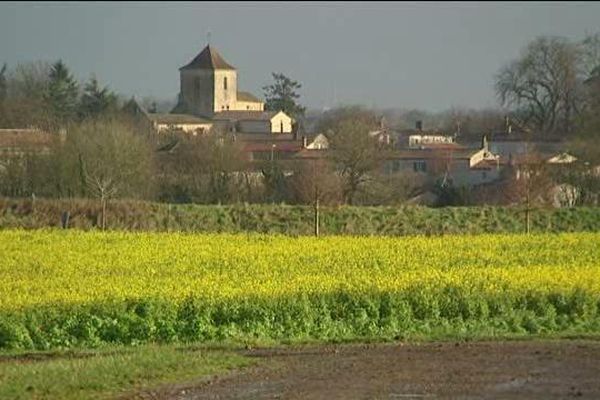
[[1, 1, 599, 111]]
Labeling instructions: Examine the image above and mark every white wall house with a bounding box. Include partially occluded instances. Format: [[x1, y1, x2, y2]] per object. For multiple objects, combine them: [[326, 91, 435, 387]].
[[214, 110, 293, 134], [147, 113, 213, 135]]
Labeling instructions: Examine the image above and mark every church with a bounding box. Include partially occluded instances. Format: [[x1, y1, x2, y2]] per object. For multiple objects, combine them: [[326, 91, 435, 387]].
[[149, 45, 293, 135]]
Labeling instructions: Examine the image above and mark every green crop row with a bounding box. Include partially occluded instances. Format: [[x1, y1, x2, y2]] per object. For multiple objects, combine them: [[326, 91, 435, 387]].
[[1, 288, 599, 350]]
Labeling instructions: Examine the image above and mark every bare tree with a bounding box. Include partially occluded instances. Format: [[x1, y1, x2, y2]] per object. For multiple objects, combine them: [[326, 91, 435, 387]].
[[289, 157, 342, 206], [157, 129, 248, 204], [327, 114, 384, 205], [0, 62, 54, 129], [58, 118, 155, 228], [501, 137, 556, 232], [495, 36, 583, 136], [7, 61, 52, 100], [316, 105, 380, 134], [580, 32, 600, 78], [288, 157, 342, 235]]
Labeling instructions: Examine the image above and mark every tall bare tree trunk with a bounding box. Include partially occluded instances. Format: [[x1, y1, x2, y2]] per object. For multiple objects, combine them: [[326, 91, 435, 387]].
[[314, 197, 320, 237], [525, 188, 531, 234], [101, 195, 106, 231]]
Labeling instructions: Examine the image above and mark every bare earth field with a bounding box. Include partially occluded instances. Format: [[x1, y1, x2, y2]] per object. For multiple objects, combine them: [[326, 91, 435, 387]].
[[130, 340, 600, 400]]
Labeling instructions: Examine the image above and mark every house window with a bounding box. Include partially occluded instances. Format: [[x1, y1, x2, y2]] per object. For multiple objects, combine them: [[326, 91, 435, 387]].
[[413, 161, 427, 172], [224, 77, 228, 90], [247, 106, 250, 110], [226, 105, 229, 110]]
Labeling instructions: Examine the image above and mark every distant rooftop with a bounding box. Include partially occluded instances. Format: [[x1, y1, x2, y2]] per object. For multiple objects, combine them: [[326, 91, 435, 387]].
[[180, 45, 236, 71], [214, 111, 278, 121], [147, 113, 212, 125], [237, 91, 262, 103], [0, 128, 58, 150]]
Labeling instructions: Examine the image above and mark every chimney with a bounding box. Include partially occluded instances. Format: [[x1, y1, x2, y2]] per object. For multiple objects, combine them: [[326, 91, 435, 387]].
[[416, 120, 423, 131], [302, 136, 308, 148], [481, 134, 489, 153]]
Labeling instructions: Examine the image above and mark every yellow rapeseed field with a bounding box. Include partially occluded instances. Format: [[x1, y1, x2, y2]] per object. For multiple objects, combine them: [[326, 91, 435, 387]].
[[1, 229, 599, 311]]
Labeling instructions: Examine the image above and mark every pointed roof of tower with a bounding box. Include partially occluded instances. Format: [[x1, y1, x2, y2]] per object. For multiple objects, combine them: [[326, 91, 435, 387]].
[[180, 45, 236, 71]]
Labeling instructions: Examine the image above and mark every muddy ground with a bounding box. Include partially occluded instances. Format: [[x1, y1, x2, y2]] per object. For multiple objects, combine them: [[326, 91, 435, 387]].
[[132, 340, 600, 400]]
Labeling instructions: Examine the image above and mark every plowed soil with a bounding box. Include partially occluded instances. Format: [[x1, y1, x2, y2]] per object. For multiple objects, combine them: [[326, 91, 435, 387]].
[[131, 340, 600, 400]]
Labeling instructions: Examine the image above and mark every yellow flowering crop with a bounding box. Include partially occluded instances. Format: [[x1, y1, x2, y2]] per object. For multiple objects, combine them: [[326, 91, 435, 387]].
[[1, 229, 599, 311]]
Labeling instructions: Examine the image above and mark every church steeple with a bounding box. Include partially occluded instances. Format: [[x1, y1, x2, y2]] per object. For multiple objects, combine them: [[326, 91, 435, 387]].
[[175, 43, 263, 118], [180, 45, 236, 71]]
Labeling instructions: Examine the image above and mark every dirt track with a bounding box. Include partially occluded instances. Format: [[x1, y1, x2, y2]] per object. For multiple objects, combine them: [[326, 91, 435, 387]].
[[133, 340, 600, 400]]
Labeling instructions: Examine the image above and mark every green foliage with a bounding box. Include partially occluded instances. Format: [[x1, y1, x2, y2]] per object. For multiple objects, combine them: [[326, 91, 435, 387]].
[[433, 179, 472, 207], [2, 199, 600, 234], [45, 60, 79, 126], [78, 76, 118, 120], [0, 344, 250, 400], [0, 289, 598, 351], [0, 63, 7, 104], [261, 161, 289, 203], [262, 72, 306, 119]]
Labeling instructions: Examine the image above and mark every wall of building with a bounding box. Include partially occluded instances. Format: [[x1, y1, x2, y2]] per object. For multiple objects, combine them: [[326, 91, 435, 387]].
[[180, 69, 214, 118], [383, 159, 430, 175], [238, 120, 271, 133], [306, 134, 329, 150], [234, 100, 264, 111], [382, 156, 501, 187], [154, 122, 213, 135], [270, 112, 293, 133], [489, 141, 528, 158], [409, 135, 454, 148], [213, 70, 238, 113], [449, 162, 501, 187]]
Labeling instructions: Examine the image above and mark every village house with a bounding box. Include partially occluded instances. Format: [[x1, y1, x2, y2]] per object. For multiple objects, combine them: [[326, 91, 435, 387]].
[[0, 128, 64, 178], [383, 135, 501, 187], [214, 110, 293, 134], [147, 113, 213, 135], [389, 120, 459, 150], [0, 128, 62, 157]]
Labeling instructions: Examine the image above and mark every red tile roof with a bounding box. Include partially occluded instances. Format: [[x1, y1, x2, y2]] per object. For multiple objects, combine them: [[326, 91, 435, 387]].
[[384, 148, 477, 160], [242, 141, 302, 152], [0, 129, 58, 150], [293, 148, 330, 159]]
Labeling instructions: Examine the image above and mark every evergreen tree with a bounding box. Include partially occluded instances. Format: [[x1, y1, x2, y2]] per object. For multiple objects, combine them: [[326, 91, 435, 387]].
[[0, 63, 7, 104], [45, 60, 79, 125], [79, 76, 118, 119], [0, 63, 7, 124], [262, 73, 306, 120], [262, 161, 288, 203]]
